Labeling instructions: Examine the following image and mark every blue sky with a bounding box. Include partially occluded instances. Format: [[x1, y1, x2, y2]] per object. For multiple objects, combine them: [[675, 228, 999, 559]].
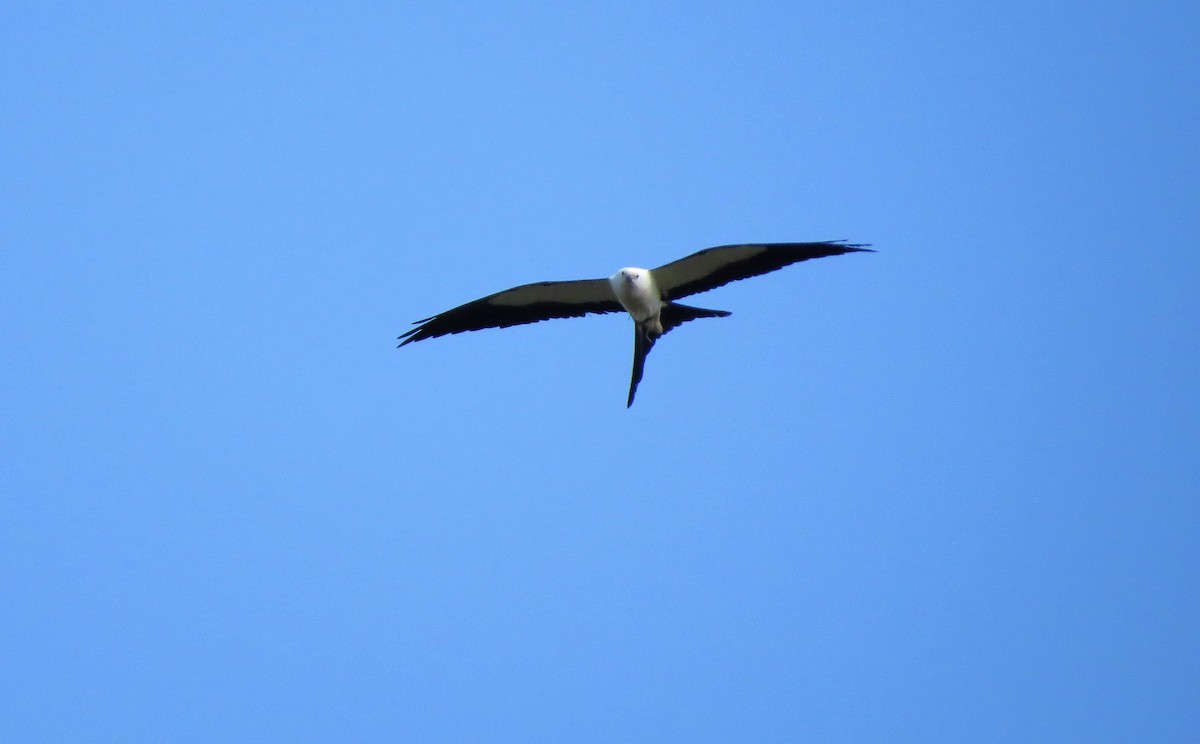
[[2, 2, 1198, 741]]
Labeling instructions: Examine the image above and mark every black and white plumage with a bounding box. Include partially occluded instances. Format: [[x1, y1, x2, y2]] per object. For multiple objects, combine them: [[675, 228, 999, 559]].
[[399, 241, 872, 406]]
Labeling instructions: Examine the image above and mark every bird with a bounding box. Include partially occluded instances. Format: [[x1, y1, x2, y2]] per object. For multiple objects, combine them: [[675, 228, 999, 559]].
[[398, 241, 872, 407]]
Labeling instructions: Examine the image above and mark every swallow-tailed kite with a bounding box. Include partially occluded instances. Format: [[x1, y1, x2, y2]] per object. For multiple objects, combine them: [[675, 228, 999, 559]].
[[399, 241, 872, 406]]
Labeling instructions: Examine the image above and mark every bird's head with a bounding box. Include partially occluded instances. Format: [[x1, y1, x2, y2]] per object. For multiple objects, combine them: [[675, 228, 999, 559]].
[[608, 267, 655, 307]]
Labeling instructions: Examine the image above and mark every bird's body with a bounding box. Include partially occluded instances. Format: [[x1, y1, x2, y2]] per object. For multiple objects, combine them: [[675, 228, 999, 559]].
[[399, 241, 872, 406]]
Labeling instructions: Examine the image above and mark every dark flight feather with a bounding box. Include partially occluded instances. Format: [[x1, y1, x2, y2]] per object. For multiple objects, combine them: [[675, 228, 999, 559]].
[[654, 241, 873, 301], [398, 279, 623, 346]]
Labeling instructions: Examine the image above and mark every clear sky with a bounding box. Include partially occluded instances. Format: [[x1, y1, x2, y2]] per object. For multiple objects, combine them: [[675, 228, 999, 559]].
[[3, 2, 1198, 741]]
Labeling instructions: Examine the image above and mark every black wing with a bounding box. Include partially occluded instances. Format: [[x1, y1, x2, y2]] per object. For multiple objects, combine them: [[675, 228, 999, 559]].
[[653, 241, 873, 301], [399, 278, 623, 346]]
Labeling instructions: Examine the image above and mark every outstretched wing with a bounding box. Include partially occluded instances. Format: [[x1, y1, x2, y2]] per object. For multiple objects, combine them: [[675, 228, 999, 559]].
[[399, 278, 623, 346], [653, 241, 873, 301]]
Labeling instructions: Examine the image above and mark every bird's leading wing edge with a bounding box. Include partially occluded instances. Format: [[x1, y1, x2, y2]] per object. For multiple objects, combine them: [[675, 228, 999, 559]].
[[399, 278, 623, 346], [654, 241, 873, 300]]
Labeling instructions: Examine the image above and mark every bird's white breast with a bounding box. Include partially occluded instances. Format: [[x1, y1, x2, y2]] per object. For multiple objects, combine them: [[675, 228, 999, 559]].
[[608, 267, 662, 322]]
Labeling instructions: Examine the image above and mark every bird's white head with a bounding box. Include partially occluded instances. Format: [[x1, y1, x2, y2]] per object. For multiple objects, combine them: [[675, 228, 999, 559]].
[[608, 267, 660, 320], [610, 267, 647, 288]]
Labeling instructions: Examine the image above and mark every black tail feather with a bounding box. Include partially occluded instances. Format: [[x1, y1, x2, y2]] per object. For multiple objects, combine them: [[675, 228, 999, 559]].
[[659, 302, 731, 336], [627, 324, 654, 408], [626, 302, 731, 407]]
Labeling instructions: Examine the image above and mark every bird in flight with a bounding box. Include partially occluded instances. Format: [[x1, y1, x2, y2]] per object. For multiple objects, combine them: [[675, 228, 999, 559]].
[[399, 241, 872, 407]]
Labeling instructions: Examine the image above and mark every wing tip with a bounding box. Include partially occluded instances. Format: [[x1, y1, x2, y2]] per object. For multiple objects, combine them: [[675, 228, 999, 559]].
[[829, 240, 875, 253], [398, 320, 440, 347]]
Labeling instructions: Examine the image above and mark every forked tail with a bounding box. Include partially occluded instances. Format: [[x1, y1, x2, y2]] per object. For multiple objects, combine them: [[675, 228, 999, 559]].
[[626, 302, 731, 407]]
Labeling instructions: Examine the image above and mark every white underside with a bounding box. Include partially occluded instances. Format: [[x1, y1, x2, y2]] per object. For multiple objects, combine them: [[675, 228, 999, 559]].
[[609, 267, 663, 322]]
